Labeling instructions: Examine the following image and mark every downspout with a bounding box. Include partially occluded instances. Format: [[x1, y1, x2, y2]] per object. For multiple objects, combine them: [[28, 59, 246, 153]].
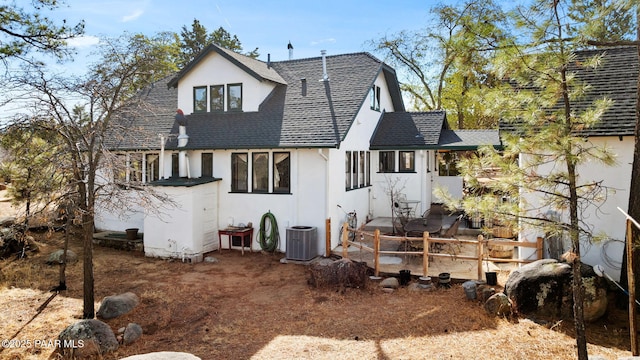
[[318, 149, 330, 256]]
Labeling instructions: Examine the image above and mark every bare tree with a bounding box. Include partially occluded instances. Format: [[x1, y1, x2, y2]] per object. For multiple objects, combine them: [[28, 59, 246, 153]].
[[7, 34, 176, 318]]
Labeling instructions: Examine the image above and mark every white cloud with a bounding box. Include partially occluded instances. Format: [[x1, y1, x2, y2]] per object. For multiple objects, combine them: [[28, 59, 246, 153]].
[[310, 38, 337, 46], [121, 9, 144, 22], [66, 35, 101, 48]]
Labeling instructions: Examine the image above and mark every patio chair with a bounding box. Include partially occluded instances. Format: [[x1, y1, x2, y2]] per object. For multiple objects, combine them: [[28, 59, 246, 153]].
[[440, 214, 464, 239]]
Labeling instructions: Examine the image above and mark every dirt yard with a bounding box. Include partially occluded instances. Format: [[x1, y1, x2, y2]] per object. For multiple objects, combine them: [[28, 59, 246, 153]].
[[0, 194, 636, 359]]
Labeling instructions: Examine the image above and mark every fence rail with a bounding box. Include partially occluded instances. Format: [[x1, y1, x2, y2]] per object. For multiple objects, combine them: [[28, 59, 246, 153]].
[[340, 222, 543, 280]]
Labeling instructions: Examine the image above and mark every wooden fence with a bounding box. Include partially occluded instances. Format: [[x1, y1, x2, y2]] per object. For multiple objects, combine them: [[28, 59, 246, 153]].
[[340, 222, 543, 280]]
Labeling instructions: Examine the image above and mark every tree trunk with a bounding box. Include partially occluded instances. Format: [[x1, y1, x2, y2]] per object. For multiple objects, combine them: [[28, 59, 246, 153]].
[[82, 212, 95, 319]]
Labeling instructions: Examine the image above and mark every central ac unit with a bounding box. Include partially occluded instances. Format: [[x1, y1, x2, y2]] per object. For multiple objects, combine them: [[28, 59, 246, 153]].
[[286, 226, 318, 261]]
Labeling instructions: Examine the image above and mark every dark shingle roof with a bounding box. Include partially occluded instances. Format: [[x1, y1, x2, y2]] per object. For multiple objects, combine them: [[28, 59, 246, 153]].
[[437, 129, 502, 150], [501, 46, 638, 137], [105, 75, 177, 150], [167, 52, 404, 149], [571, 46, 638, 136], [370, 111, 447, 149], [370, 111, 501, 150]]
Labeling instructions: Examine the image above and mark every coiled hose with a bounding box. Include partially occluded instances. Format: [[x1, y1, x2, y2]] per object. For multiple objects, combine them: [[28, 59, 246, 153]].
[[258, 211, 279, 252]]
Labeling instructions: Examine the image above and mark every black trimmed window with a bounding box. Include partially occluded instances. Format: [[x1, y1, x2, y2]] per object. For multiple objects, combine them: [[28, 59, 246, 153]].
[[193, 86, 207, 113], [171, 153, 179, 177], [231, 153, 248, 192], [379, 151, 395, 173], [201, 152, 213, 177], [228, 83, 242, 111], [370, 85, 380, 111], [359, 151, 365, 187], [145, 153, 160, 182], [399, 151, 415, 172], [345, 151, 352, 189], [252, 152, 269, 192], [365, 151, 371, 186], [273, 152, 290, 193], [210, 85, 224, 112]]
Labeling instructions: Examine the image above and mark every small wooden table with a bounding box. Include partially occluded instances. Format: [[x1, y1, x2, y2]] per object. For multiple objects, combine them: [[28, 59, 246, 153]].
[[218, 227, 253, 255]]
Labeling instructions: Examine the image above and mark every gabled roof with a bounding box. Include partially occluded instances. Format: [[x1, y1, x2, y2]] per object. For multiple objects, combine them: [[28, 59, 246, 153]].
[[104, 75, 177, 151], [501, 46, 638, 137], [370, 111, 448, 149], [166, 52, 405, 149], [167, 43, 287, 88], [370, 111, 502, 150]]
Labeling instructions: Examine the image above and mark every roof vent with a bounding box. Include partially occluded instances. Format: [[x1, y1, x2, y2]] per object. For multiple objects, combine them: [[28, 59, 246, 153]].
[[288, 41, 293, 60], [320, 50, 329, 82]]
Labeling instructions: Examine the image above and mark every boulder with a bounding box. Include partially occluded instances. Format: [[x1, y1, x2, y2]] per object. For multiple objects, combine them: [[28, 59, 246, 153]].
[[58, 319, 118, 358], [484, 293, 512, 317], [380, 277, 400, 289], [119, 352, 201, 360], [46, 249, 78, 265], [504, 259, 608, 321], [97, 292, 140, 320], [123, 323, 143, 345]]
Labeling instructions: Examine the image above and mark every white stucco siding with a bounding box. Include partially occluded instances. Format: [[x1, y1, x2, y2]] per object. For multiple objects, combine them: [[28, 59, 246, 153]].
[[519, 136, 633, 281], [176, 51, 276, 114]]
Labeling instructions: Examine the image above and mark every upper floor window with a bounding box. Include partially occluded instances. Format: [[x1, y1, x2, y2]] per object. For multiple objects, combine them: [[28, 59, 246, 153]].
[[379, 151, 395, 173], [370, 85, 380, 111], [193, 86, 207, 113], [399, 151, 415, 172], [210, 85, 224, 112], [228, 83, 242, 111]]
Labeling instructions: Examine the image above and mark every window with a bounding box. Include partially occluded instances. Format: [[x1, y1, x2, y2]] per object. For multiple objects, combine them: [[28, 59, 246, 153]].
[[145, 153, 160, 182], [399, 151, 415, 172], [128, 153, 143, 182], [252, 152, 269, 192], [210, 85, 224, 112], [193, 86, 207, 113], [273, 152, 290, 193], [379, 151, 395, 173], [438, 151, 462, 176], [365, 151, 371, 186], [201, 153, 213, 177], [171, 153, 179, 177], [115, 154, 127, 184], [231, 153, 248, 192], [352, 151, 358, 187], [228, 83, 242, 111], [359, 151, 365, 187], [370, 85, 380, 111], [345, 151, 352, 189]]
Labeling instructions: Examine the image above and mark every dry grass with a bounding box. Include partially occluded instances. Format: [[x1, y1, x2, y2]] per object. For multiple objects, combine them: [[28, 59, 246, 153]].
[[0, 222, 635, 359]]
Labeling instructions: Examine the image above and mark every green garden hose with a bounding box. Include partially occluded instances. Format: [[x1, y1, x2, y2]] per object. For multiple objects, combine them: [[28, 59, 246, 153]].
[[258, 211, 279, 252]]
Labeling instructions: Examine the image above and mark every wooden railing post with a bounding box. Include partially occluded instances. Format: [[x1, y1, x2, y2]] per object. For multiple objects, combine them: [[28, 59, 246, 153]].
[[536, 236, 543, 260], [325, 218, 331, 257], [423, 231, 429, 278], [626, 219, 638, 355], [374, 229, 380, 277], [477, 234, 484, 281], [342, 222, 348, 258]]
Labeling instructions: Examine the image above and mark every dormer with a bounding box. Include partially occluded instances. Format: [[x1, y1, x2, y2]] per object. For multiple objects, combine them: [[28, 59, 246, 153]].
[[168, 44, 287, 114]]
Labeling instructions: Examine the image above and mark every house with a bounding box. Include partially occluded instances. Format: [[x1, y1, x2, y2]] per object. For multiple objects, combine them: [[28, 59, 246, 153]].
[[96, 43, 501, 262], [513, 46, 638, 282]]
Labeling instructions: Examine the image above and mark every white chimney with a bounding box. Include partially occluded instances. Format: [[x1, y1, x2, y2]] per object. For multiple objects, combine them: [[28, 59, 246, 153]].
[[320, 50, 328, 82], [177, 126, 189, 178], [288, 41, 293, 60]]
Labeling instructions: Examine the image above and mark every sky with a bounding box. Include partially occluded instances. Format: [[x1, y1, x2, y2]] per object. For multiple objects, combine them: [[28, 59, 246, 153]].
[[43, 0, 442, 71]]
